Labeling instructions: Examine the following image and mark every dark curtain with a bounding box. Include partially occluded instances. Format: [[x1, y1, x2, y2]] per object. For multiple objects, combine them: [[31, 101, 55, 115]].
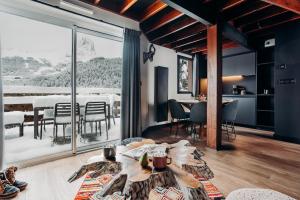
[[121, 28, 141, 140]]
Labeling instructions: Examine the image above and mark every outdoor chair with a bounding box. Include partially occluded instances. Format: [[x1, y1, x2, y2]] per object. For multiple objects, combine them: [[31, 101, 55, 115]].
[[81, 101, 108, 140], [190, 102, 207, 140], [53, 103, 80, 144], [168, 99, 190, 136], [222, 100, 239, 140]]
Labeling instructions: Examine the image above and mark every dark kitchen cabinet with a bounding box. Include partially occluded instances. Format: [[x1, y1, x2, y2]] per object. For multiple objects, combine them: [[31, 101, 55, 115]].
[[223, 52, 256, 76], [223, 96, 256, 126]]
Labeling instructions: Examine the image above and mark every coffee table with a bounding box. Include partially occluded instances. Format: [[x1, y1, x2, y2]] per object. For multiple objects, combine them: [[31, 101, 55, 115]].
[[68, 139, 214, 200]]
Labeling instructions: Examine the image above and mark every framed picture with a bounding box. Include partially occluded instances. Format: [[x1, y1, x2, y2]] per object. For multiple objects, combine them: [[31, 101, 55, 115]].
[[177, 55, 193, 94]]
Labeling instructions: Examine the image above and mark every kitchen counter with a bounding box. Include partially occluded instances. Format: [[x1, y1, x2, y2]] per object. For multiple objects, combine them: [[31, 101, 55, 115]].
[[222, 94, 256, 98]]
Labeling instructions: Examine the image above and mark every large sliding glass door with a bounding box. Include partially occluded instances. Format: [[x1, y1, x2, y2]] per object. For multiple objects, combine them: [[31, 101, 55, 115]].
[[75, 28, 122, 151], [0, 10, 123, 165], [0, 12, 73, 164]]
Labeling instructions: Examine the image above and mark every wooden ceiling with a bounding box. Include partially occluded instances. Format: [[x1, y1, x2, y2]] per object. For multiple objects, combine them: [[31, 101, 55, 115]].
[[79, 0, 300, 54]]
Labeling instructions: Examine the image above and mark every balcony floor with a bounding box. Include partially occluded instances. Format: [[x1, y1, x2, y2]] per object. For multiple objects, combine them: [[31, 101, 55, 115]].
[[4, 118, 121, 164]]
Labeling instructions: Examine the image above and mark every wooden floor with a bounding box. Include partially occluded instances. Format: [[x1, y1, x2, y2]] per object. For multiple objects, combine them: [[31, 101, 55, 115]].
[[14, 126, 300, 200]]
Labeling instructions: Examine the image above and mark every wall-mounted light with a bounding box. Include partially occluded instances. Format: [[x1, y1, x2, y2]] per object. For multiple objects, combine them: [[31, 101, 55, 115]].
[[222, 75, 243, 81], [60, 1, 94, 15]]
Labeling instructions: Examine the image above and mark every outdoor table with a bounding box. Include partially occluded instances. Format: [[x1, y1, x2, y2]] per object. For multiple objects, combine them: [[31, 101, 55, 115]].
[[3, 111, 25, 137], [32, 95, 113, 139]]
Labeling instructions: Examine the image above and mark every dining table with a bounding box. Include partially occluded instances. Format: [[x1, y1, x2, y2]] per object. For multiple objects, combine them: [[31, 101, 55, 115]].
[[177, 98, 233, 110], [32, 95, 114, 139]]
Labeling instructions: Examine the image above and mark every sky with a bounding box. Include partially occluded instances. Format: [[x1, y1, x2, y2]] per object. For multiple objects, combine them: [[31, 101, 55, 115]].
[[0, 11, 123, 65]]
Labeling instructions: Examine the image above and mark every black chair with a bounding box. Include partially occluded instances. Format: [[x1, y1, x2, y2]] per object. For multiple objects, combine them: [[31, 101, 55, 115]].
[[190, 102, 207, 140], [82, 102, 108, 140], [53, 103, 80, 144], [222, 100, 238, 140], [168, 99, 190, 135]]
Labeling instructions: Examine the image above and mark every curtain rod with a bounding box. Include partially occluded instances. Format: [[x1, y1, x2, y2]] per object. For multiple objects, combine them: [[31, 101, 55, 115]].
[[32, 0, 126, 29]]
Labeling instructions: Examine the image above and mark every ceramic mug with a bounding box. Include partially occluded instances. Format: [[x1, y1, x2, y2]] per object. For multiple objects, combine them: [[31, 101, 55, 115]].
[[152, 153, 172, 169], [104, 146, 116, 159]]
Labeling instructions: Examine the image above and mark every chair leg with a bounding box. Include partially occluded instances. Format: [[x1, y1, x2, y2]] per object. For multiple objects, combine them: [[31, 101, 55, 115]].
[[169, 119, 173, 134], [44, 120, 46, 131], [105, 119, 108, 140], [232, 122, 236, 139], [99, 121, 102, 136], [90, 122, 93, 134], [63, 124, 66, 143], [112, 115, 116, 125], [225, 122, 230, 141], [40, 120, 43, 138], [176, 120, 179, 136], [95, 122, 98, 135]]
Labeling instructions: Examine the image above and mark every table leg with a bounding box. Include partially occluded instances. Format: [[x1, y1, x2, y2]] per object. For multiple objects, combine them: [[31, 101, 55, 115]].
[[19, 123, 24, 137], [34, 107, 39, 139]]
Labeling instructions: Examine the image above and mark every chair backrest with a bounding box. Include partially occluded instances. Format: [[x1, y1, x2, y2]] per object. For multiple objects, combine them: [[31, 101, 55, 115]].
[[85, 102, 106, 117], [190, 102, 207, 124], [168, 99, 187, 119], [222, 100, 238, 122], [54, 103, 80, 118]]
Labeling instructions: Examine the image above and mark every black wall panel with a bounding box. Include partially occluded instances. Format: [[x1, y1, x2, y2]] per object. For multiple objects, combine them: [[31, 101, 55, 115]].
[[154, 66, 169, 122]]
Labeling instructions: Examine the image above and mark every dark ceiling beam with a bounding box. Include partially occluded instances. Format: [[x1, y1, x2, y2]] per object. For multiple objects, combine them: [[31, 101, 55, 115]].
[[161, 0, 215, 25], [158, 23, 206, 46], [192, 41, 237, 54], [222, 0, 245, 11], [223, 1, 271, 21], [148, 16, 197, 42], [120, 0, 138, 14], [244, 12, 300, 34], [223, 23, 249, 48], [161, 0, 250, 49], [234, 6, 287, 28], [141, 9, 184, 34], [261, 0, 300, 14], [139, 0, 167, 22], [169, 32, 207, 49], [177, 40, 207, 52]]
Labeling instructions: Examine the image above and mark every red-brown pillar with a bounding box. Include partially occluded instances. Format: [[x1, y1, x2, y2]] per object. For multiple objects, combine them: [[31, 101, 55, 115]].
[[207, 24, 222, 150]]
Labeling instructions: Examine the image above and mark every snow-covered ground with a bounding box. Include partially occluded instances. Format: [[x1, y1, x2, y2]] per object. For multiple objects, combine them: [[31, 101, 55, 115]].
[[4, 118, 121, 164]]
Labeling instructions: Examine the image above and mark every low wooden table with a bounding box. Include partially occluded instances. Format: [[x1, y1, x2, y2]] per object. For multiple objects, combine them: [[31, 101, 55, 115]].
[[69, 139, 214, 200]]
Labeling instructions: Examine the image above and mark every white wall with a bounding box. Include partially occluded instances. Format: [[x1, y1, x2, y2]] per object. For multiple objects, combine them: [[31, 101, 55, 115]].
[[140, 34, 194, 129]]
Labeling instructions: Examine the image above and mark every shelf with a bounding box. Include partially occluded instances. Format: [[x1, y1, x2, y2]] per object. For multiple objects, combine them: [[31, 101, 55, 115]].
[[257, 94, 274, 97], [257, 61, 274, 66], [257, 124, 274, 129], [257, 109, 274, 112]]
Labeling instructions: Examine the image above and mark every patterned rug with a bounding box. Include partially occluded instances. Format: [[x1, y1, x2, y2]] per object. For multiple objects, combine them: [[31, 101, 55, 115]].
[[74, 172, 224, 200]]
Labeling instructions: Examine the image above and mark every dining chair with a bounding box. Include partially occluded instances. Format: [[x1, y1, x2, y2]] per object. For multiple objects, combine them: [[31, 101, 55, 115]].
[[222, 100, 239, 140], [190, 102, 207, 140], [81, 101, 108, 140], [53, 103, 80, 144], [168, 99, 190, 136]]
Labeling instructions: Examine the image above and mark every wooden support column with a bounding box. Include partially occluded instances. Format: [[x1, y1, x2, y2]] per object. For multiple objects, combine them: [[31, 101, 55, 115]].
[[207, 24, 222, 150]]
